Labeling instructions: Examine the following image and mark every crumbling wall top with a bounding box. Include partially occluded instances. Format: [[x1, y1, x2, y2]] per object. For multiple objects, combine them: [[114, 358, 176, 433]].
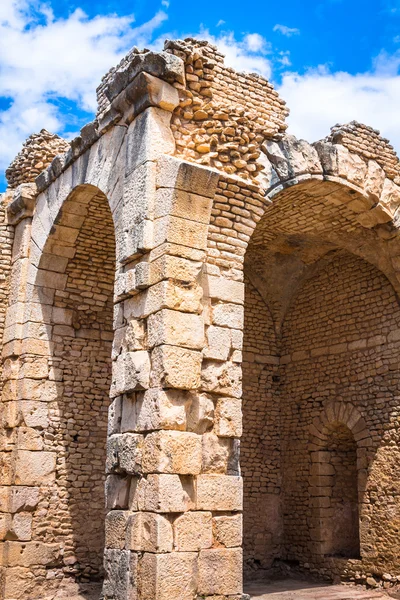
[[325, 121, 400, 183], [6, 129, 69, 189]]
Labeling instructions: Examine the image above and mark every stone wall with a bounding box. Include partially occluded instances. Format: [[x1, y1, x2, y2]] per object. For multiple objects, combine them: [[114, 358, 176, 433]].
[[242, 278, 281, 577], [4, 36, 400, 600], [241, 249, 400, 585], [5, 130, 69, 189]]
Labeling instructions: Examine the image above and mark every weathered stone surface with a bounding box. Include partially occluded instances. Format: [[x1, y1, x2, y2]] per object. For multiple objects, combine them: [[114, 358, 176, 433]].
[[196, 475, 243, 511], [103, 549, 138, 600], [151, 345, 202, 389], [111, 351, 151, 397], [121, 388, 191, 432], [137, 474, 195, 513], [173, 511, 212, 551], [142, 430, 202, 474], [127, 512, 173, 552], [213, 514, 243, 548], [198, 548, 243, 595], [138, 551, 197, 600], [147, 309, 205, 349]]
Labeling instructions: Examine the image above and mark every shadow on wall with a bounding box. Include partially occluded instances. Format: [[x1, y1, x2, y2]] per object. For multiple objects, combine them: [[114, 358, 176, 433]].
[[242, 218, 400, 581], [34, 185, 116, 595]]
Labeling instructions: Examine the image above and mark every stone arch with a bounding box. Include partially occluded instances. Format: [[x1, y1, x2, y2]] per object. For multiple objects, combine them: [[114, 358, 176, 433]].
[[205, 132, 400, 584], [5, 181, 117, 597], [309, 402, 367, 560]]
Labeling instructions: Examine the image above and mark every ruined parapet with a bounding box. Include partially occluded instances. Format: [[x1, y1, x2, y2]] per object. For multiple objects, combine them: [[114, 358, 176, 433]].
[[325, 121, 400, 183], [5, 129, 70, 189], [164, 38, 288, 180], [95, 38, 289, 183]]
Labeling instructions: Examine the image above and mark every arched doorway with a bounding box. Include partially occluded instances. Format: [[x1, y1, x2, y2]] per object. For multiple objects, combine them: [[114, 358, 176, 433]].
[[33, 184, 115, 595], [241, 178, 400, 582]]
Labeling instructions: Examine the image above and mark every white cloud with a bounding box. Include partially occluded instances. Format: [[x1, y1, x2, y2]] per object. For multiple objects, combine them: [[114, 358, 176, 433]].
[[244, 33, 268, 53], [0, 0, 167, 181], [273, 24, 300, 37], [216, 19, 225, 27], [195, 29, 272, 78], [278, 57, 400, 152]]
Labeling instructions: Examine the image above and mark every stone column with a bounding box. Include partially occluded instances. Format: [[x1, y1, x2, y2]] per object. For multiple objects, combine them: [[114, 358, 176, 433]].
[[0, 184, 59, 599], [103, 148, 244, 598]]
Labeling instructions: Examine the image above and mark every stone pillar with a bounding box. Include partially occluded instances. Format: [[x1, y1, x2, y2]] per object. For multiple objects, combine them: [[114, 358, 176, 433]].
[[0, 184, 59, 599], [103, 151, 244, 599]]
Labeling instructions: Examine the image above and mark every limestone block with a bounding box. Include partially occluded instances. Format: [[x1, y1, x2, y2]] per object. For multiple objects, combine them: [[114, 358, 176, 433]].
[[17, 427, 43, 451], [112, 321, 146, 359], [214, 397, 242, 437], [0, 514, 11, 540], [6, 540, 60, 566], [142, 431, 202, 474], [153, 215, 209, 250], [113, 72, 179, 121], [105, 510, 130, 549], [145, 280, 203, 315], [150, 345, 202, 389], [314, 141, 338, 174], [123, 280, 203, 320], [147, 309, 204, 350], [137, 474, 195, 513], [125, 107, 175, 175], [155, 188, 213, 223], [114, 269, 137, 301], [138, 551, 197, 600], [127, 512, 173, 552], [120, 219, 154, 262], [3, 566, 33, 599], [105, 474, 131, 509], [10, 513, 32, 541], [148, 254, 203, 286], [187, 393, 215, 434], [16, 379, 58, 403], [156, 154, 220, 199], [20, 401, 49, 428], [106, 433, 143, 475], [212, 303, 244, 329], [261, 140, 290, 179], [203, 275, 245, 305], [102, 549, 138, 600], [213, 514, 243, 548], [204, 325, 231, 361], [201, 360, 242, 398], [264, 136, 322, 180], [14, 451, 56, 486], [110, 351, 150, 397], [202, 433, 239, 474], [380, 177, 400, 217], [173, 511, 212, 551], [198, 548, 243, 595], [8, 486, 40, 513], [196, 475, 243, 511], [121, 389, 191, 432], [104, 50, 185, 101], [123, 160, 157, 226], [108, 396, 122, 435], [365, 160, 385, 199], [339, 148, 367, 186]]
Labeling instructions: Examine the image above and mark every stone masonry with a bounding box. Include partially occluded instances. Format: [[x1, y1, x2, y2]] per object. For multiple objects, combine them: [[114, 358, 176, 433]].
[[1, 37, 400, 600]]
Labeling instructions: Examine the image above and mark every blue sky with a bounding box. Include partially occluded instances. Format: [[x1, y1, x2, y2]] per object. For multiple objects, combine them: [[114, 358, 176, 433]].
[[1, 0, 400, 191]]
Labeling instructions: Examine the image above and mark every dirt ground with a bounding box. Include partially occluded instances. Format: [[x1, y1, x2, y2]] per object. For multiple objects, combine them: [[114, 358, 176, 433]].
[[245, 580, 397, 600]]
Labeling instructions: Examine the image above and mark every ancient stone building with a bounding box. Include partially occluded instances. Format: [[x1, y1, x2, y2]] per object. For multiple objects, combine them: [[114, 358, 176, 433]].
[[1, 37, 400, 599]]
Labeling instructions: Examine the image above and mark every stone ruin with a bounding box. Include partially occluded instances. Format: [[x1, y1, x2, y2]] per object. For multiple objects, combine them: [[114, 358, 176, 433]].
[[1, 37, 400, 599]]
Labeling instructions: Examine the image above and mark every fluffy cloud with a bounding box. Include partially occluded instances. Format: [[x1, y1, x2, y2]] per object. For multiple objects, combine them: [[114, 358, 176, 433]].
[[195, 28, 272, 78], [278, 57, 400, 150], [273, 24, 300, 37], [0, 0, 166, 183]]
